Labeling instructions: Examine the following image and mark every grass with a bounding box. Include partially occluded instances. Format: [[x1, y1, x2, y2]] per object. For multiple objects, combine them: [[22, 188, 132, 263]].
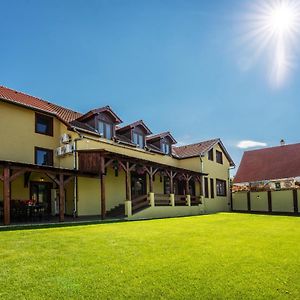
[[1, 213, 300, 299]]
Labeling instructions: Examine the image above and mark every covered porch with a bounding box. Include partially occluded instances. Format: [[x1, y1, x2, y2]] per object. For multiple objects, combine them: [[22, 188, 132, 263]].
[[0, 160, 94, 225], [78, 150, 207, 219]]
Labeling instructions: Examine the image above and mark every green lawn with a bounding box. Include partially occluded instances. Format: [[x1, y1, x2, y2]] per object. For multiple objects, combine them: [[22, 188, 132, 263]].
[[1, 213, 300, 299]]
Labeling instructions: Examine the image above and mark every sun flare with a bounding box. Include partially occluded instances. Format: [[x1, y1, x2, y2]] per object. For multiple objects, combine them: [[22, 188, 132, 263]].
[[240, 0, 300, 87], [267, 3, 297, 33]]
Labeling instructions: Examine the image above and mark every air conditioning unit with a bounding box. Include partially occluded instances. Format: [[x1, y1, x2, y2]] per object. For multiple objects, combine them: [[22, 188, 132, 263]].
[[64, 143, 74, 154], [55, 144, 73, 157], [55, 146, 64, 157], [61, 133, 71, 144]]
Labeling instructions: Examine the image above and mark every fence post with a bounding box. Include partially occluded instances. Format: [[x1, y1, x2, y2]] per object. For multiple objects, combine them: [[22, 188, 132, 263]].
[[293, 189, 298, 214], [247, 191, 251, 212], [267, 191, 272, 213]]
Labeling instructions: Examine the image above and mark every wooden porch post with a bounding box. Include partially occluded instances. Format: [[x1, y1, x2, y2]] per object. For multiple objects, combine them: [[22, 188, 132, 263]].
[[149, 166, 154, 193], [3, 167, 11, 225], [59, 173, 65, 222], [125, 162, 131, 201], [170, 171, 174, 194], [100, 156, 106, 219]]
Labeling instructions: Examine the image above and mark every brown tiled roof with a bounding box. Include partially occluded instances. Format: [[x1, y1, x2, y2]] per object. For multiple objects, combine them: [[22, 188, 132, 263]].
[[234, 143, 300, 183], [0, 85, 81, 123], [146, 131, 177, 144], [116, 120, 152, 135], [173, 138, 234, 166], [76, 106, 122, 124], [173, 139, 219, 158]]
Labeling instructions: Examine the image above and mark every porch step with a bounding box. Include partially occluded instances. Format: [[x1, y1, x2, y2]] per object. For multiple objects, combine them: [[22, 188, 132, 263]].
[[106, 204, 125, 218]]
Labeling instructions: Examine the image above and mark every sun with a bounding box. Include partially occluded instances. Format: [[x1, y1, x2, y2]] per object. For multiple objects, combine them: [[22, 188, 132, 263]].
[[267, 2, 297, 34], [240, 0, 300, 87]]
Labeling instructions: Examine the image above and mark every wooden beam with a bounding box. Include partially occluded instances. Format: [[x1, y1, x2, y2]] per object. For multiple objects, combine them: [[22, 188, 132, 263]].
[[125, 162, 131, 201], [293, 189, 298, 214], [9, 169, 28, 183], [100, 173, 106, 219], [45, 173, 60, 186], [24, 171, 31, 188], [3, 167, 11, 225], [63, 176, 74, 188], [104, 159, 114, 168], [149, 166, 154, 193], [100, 156, 106, 219], [59, 173, 65, 222]]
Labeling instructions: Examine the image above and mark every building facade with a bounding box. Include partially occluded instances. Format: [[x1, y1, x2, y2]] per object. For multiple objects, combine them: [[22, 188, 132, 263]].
[[0, 86, 234, 225]]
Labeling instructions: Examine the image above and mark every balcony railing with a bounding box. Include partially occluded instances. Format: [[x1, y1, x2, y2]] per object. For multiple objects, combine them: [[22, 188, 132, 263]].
[[132, 195, 149, 213], [174, 195, 187, 206], [191, 196, 202, 206], [154, 194, 170, 206]]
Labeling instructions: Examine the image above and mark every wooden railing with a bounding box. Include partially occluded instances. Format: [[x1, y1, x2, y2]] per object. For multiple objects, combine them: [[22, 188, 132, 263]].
[[191, 196, 201, 206], [132, 194, 149, 213], [154, 194, 170, 206], [175, 195, 186, 206]]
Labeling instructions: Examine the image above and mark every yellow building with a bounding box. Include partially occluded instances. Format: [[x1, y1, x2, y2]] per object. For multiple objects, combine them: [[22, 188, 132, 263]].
[[0, 85, 234, 225]]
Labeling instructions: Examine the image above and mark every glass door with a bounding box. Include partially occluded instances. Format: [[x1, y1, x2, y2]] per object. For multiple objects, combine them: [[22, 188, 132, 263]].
[[30, 182, 52, 214]]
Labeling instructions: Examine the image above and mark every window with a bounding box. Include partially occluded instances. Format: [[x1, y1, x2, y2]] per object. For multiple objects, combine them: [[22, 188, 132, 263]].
[[208, 149, 214, 161], [35, 113, 53, 136], [216, 150, 223, 164], [133, 132, 145, 148], [216, 179, 227, 196], [210, 178, 214, 198], [98, 121, 113, 140], [161, 142, 170, 155], [35, 147, 53, 166], [204, 177, 209, 198]]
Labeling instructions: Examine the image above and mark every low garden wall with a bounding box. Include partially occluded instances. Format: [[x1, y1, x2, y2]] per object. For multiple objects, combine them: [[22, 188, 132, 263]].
[[232, 189, 299, 214]]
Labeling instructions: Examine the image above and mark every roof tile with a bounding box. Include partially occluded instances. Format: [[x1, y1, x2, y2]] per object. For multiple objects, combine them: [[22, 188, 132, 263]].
[[234, 143, 300, 183]]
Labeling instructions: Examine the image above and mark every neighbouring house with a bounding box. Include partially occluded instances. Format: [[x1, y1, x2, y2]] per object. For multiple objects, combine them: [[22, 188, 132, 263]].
[[232, 142, 300, 214], [0, 85, 234, 225]]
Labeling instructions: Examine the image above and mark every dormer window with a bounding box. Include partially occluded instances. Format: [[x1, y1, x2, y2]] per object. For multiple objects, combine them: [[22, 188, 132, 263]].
[[133, 132, 145, 148], [98, 120, 113, 140], [161, 142, 170, 154]]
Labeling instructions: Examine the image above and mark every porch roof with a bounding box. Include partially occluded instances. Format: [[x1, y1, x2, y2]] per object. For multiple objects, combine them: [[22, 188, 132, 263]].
[[77, 149, 208, 176], [0, 159, 96, 177]]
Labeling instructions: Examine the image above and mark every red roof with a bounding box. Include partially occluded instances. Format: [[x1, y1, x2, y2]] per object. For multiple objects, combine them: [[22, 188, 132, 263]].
[[0, 85, 81, 123], [234, 143, 300, 183]]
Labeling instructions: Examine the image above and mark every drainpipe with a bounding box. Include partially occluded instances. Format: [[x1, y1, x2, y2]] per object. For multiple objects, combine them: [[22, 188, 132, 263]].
[[229, 165, 235, 210], [73, 128, 84, 218], [199, 154, 205, 212]]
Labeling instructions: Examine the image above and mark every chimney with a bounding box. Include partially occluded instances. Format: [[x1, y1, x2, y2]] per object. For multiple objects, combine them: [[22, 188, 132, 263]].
[[280, 139, 285, 146]]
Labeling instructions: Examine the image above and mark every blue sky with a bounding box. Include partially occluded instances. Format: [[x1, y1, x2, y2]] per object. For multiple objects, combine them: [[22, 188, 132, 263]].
[[1, 0, 300, 171]]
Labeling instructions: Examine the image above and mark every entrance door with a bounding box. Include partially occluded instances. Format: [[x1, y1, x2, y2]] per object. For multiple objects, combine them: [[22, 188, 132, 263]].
[[131, 173, 147, 199], [30, 182, 52, 214]]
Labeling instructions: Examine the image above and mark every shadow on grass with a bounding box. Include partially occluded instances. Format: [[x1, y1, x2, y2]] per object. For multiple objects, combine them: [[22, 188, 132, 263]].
[[0, 218, 127, 232]]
